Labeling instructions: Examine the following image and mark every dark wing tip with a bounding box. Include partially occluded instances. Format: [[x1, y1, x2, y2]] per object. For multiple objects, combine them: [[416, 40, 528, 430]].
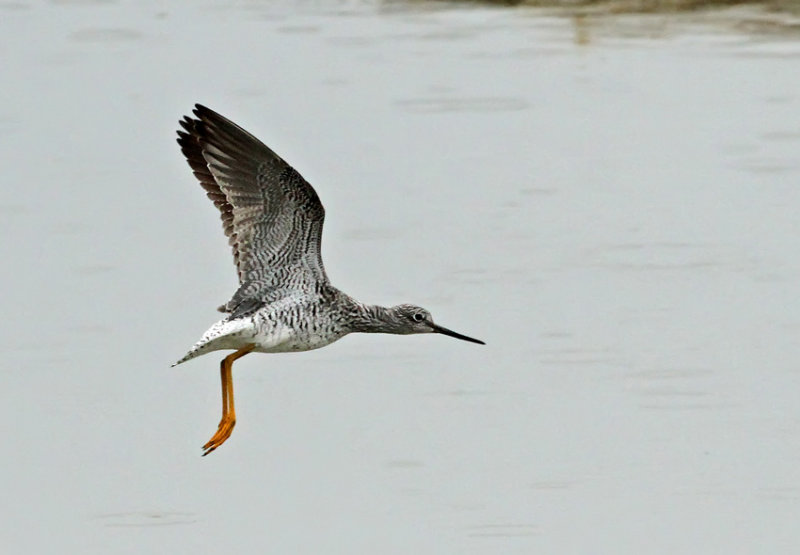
[[176, 128, 191, 146], [176, 115, 199, 151], [176, 128, 199, 157], [178, 115, 196, 132], [193, 103, 225, 125]]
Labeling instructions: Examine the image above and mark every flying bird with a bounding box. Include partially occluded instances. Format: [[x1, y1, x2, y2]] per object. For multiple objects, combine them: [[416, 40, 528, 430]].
[[174, 104, 484, 455]]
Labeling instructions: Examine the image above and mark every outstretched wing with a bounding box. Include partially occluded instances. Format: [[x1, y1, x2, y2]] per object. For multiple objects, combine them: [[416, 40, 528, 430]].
[[177, 104, 328, 315]]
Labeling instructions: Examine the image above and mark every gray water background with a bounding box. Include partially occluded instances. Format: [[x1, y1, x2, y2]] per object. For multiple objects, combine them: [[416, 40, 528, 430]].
[[1, 1, 800, 553]]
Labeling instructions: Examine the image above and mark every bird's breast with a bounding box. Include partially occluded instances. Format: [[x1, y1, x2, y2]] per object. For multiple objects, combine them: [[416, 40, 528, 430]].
[[251, 310, 347, 353]]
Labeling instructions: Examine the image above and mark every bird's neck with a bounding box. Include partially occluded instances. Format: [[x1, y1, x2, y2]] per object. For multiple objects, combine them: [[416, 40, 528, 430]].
[[347, 302, 402, 335]]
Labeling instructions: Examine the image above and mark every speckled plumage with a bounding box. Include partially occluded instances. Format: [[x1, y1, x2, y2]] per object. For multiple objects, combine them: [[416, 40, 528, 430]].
[[173, 104, 483, 454]]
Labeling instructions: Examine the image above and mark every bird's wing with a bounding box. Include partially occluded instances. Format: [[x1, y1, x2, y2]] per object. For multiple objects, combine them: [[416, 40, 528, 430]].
[[177, 104, 328, 314]]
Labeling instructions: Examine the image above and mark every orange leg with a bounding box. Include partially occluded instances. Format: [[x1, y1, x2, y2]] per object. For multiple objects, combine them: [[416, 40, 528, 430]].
[[202, 344, 255, 456]]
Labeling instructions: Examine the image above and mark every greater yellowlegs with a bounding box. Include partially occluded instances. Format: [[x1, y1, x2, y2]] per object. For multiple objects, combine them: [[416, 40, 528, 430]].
[[174, 104, 484, 455]]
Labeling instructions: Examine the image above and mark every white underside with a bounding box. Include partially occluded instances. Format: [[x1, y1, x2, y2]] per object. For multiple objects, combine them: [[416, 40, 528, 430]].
[[172, 316, 346, 366]]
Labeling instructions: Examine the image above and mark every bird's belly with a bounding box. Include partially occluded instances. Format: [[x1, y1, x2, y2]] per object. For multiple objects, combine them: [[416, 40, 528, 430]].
[[252, 325, 345, 353]]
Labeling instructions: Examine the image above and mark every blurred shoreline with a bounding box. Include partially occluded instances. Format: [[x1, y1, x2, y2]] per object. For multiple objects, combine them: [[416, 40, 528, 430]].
[[393, 0, 800, 36]]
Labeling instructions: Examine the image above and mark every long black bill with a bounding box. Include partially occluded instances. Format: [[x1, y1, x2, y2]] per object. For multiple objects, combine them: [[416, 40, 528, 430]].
[[432, 324, 485, 345]]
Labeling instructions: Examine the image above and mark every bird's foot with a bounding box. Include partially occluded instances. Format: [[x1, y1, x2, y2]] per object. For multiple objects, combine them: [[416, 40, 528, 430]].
[[202, 413, 236, 456]]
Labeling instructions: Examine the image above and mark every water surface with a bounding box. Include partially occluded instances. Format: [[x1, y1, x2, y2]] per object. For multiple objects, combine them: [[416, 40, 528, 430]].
[[1, 1, 799, 553]]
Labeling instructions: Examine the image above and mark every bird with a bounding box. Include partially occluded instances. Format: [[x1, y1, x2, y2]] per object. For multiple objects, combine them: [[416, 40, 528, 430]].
[[174, 104, 484, 455]]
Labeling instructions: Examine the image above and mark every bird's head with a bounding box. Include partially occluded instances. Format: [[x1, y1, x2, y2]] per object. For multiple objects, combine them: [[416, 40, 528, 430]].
[[389, 304, 485, 344]]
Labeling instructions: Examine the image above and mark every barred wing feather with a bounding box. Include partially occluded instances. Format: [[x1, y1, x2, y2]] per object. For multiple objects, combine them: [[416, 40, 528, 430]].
[[177, 104, 328, 315]]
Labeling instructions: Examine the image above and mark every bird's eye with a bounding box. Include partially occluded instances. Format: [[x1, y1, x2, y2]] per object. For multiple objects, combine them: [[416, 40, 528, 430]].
[[412, 313, 424, 322]]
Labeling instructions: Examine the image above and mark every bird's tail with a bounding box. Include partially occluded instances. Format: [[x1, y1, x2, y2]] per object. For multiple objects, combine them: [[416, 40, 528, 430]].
[[171, 347, 203, 367], [171, 318, 252, 367]]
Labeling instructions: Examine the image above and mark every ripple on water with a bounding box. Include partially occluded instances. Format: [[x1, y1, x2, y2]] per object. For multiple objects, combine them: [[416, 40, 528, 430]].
[[384, 459, 425, 469], [0, 2, 28, 11], [735, 156, 800, 175], [395, 96, 530, 114], [94, 511, 198, 528], [624, 366, 736, 411], [466, 524, 539, 538], [69, 28, 143, 43], [584, 242, 737, 272]]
